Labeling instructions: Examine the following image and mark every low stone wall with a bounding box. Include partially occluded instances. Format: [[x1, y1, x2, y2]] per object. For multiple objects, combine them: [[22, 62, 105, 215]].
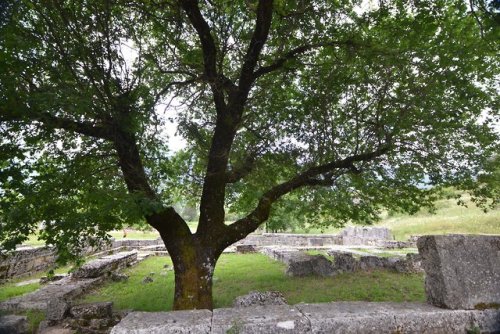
[[110, 302, 500, 334], [72, 251, 137, 279], [0, 238, 148, 281], [237, 233, 343, 247], [112, 238, 164, 249], [339, 226, 392, 246], [0, 246, 57, 281], [262, 248, 422, 277]]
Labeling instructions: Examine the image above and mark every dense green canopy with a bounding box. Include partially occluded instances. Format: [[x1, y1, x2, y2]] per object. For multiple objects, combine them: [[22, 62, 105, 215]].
[[0, 0, 498, 309]]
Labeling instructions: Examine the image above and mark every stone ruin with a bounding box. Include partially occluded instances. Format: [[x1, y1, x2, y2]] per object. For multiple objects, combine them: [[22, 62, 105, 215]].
[[0, 251, 138, 334], [1, 231, 499, 333], [109, 234, 500, 333], [260, 247, 422, 277]]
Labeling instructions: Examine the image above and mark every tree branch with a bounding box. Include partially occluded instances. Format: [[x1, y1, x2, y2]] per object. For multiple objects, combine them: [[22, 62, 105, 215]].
[[224, 144, 391, 242], [237, 0, 274, 94], [254, 40, 388, 78], [225, 152, 258, 183], [0, 108, 112, 140], [180, 0, 227, 111]]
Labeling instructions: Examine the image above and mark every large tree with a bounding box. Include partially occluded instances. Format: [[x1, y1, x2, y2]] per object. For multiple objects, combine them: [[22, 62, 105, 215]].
[[0, 0, 498, 310]]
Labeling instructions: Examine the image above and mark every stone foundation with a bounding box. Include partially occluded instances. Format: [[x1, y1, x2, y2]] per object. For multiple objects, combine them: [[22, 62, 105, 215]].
[[0, 246, 56, 281], [110, 302, 500, 334], [237, 233, 342, 247]]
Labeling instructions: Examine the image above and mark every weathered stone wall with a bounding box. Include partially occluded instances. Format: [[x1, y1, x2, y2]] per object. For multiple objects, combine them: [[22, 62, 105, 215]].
[[236, 233, 343, 247], [263, 248, 422, 277], [340, 226, 392, 245], [0, 239, 119, 281], [0, 246, 57, 281], [111, 238, 164, 249], [418, 234, 500, 310]]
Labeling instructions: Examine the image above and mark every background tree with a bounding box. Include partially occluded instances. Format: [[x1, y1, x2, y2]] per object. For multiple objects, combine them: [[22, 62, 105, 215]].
[[0, 0, 498, 310]]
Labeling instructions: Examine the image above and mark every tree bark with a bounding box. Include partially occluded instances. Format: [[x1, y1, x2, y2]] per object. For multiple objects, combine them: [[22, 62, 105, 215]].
[[170, 244, 218, 310], [149, 209, 222, 310]]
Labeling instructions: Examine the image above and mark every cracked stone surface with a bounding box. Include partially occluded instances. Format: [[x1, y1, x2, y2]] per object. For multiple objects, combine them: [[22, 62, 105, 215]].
[[110, 310, 212, 334], [212, 305, 310, 334], [418, 235, 500, 309], [0, 314, 28, 334], [109, 302, 500, 334], [72, 251, 137, 279], [0, 276, 103, 312]]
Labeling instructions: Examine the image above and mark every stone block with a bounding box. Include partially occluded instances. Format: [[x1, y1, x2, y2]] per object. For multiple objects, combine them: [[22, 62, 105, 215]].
[[286, 254, 335, 277], [471, 309, 500, 333], [70, 302, 113, 319], [211, 305, 311, 334], [233, 291, 287, 307], [236, 245, 257, 253], [46, 298, 70, 321], [72, 252, 137, 279], [0, 315, 28, 334], [332, 253, 357, 273], [417, 234, 500, 309], [358, 256, 387, 270], [110, 310, 212, 334], [296, 302, 495, 334]]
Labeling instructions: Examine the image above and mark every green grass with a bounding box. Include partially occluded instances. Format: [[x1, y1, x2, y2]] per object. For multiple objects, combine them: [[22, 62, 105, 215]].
[[0, 265, 73, 302], [377, 197, 500, 240], [80, 254, 424, 311]]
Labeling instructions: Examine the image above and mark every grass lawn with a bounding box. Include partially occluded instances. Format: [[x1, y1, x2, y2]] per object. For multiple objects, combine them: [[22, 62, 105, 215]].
[[377, 197, 500, 240], [80, 253, 425, 311]]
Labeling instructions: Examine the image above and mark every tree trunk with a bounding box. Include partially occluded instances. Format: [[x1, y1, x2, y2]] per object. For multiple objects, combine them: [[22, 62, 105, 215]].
[[171, 251, 216, 310], [159, 232, 221, 310], [149, 210, 226, 310]]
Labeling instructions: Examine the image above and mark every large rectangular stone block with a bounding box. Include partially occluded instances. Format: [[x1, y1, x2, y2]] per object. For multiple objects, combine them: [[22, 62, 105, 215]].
[[110, 310, 212, 334], [211, 305, 311, 334], [417, 234, 500, 309]]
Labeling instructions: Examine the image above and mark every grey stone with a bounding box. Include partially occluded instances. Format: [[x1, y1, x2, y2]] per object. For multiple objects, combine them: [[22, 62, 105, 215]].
[[341, 227, 392, 246], [392, 253, 423, 273], [72, 252, 137, 279], [233, 291, 287, 308], [142, 276, 153, 284], [237, 233, 342, 248], [236, 245, 257, 253], [110, 273, 128, 282], [38, 325, 75, 334], [0, 315, 28, 334], [332, 252, 357, 273], [296, 301, 498, 334], [286, 254, 335, 277], [0, 276, 104, 312], [212, 305, 311, 334], [417, 234, 500, 309], [110, 310, 212, 334], [358, 256, 387, 270], [46, 298, 70, 321], [40, 274, 67, 284], [471, 309, 500, 333], [376, 240, 416, 249], [89, 318, 112, 329], [37, 320, 51, 333], [70, 302, 113, 320]]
